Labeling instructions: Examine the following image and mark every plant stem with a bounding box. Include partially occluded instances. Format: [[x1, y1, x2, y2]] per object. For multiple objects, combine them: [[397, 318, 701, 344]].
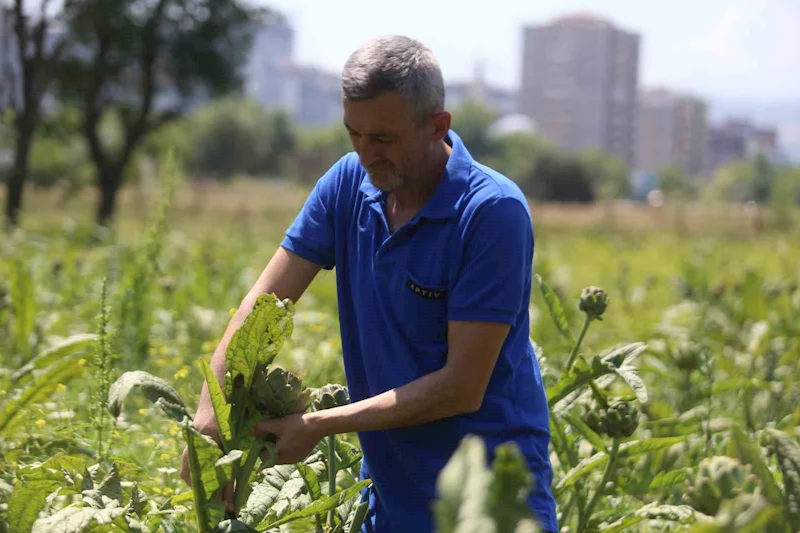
[[566, 315, 592, 372], [234, 437, 266, 515], [550, 407, 586, 528], [327, 434, 337, 528], [580, 438, 620, 533]]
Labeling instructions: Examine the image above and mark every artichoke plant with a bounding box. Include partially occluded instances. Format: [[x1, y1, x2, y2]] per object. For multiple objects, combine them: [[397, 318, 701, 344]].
[[604, 400, 639, 438], [311, 384, 350, 411], [252, 365, 311, 419], [682, 456, 752, 516], [581, 400, 639, 439], [579, 286, 609, 321]]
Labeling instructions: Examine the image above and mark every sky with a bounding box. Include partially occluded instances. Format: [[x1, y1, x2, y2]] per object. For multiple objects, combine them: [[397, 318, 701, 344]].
[[261, 0, 799, 102]]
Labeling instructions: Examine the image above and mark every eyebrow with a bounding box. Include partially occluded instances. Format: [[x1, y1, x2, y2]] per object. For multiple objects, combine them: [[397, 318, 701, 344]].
[[343, 122, 394, 138]]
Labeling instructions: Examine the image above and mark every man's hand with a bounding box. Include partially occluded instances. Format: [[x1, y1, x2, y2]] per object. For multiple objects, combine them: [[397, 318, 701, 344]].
[[252, 413, 324, 464]]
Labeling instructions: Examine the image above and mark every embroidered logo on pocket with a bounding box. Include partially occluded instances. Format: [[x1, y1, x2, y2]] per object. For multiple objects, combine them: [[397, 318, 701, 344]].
[[406, 279, 446, 300]]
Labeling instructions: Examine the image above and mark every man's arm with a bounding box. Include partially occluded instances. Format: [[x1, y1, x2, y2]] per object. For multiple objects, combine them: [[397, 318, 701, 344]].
[[308, 319, 509, 434], [252, 319, 511, 464], [193, 246, 323, 434]]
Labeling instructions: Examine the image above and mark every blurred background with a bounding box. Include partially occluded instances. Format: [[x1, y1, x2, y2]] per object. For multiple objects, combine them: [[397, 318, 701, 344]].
[[1, 0, 798, 234]]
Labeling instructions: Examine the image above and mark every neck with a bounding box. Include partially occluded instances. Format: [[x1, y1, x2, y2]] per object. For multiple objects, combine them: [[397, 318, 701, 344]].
[[391, 140, 452, 211]]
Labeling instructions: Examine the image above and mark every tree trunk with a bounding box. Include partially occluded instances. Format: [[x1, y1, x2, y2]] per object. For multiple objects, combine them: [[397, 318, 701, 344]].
[[4, 120, 35, 229], [96, 165, 123, 227]]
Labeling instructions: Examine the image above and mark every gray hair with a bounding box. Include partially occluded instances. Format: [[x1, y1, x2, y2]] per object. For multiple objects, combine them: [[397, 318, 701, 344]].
[[341, 35, 445, 124]]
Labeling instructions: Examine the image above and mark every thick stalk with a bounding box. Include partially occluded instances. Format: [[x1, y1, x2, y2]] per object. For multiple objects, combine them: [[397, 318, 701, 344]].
[[580, 438, 620, 533], [327, 435, 337, 528], [566, 315, 592, 372], [234, 437, 266, 514]]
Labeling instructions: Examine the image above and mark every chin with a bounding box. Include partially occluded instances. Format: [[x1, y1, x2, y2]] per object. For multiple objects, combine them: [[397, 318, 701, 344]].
[[369, 173, 403, 192]]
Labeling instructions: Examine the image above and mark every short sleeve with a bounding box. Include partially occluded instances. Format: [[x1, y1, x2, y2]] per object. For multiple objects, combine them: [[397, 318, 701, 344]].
[[447, 196, 534, 325], [280, 161, 342, 270]]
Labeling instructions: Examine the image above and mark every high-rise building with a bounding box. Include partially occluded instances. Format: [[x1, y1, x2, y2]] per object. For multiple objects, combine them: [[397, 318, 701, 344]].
[[635, 88, 709, 177], [707, 118, 783, 171], [519, 13, 640, 166]]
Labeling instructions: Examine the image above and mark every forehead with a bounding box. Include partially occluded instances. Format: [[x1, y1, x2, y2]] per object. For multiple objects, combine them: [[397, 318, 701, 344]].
[[342, 91, 416, 134]]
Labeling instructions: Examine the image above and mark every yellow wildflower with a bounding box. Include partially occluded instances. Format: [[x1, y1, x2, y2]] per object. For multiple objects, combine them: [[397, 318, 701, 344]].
[[56, 384, 67, 393], [144, 438, 155, 447], [160, 453, 171, 461], [138, 408, 149, 416], [113, 430, 121, 438], [35, 419, 46, 429]]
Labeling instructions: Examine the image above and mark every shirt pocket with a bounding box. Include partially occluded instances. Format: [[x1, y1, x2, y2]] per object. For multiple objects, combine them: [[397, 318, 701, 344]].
[[395, 268, 449, 346]]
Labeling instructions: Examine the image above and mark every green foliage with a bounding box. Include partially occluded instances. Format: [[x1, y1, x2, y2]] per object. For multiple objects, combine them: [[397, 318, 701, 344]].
[[449, 99, 500, 162], [185, 98, 298, 180], [434, 435, 539, 533]]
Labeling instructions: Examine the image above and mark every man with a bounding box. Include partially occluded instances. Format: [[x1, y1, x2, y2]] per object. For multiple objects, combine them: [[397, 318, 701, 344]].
[[182, 35, 558, 533]]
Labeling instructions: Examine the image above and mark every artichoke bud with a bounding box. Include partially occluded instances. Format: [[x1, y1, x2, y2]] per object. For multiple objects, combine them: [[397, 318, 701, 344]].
[[579, 287, 609, 320], [252, 366, 310, 418], [682, 456, 750, 516], [581, 407, 607, 436], [672, 341, 703, 371], [311, 384, 350, 411], [603, 401, 639, 438]]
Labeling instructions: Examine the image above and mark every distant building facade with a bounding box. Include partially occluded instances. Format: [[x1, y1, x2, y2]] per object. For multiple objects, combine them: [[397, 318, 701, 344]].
[[635, 88, 709, 177], [707, 118, 784, 171], [519, 13, 640, 166]]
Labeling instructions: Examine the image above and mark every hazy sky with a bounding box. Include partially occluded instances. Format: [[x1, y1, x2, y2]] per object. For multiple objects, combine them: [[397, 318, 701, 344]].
[[262, 0, 799, 102]]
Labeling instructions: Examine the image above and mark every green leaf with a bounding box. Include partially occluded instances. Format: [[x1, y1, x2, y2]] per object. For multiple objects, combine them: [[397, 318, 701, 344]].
[[599, 502, 697, 532], [257, 480, 371, 530], [8, 479, 62, 532], [547, 343, 648, 408], [535, 274, 575, 343], [238, 465, 296, 527], [31, 502, 129, 532], [8, 454, 88, 533], [612, 365, 648, 404], [727, 427, 782, 505], [345, 500, 370, 533], [762, 428, 800, 530], [563, 411, 608, 452], [107, 371, 188, 421], [198, 359, 233, 450], [556, 437, 685, 496], [648, 468, 690, 490], [224, 293, 295, 393], [296, 463, 322, 501], [0, 352, 89, 436], [7, 333, 98, 390]]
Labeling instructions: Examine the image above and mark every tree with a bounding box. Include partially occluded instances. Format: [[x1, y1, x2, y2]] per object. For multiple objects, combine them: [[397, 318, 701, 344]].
[[580, 150, 630, 200], [449, 99, 498, 162], [184, 97, 297, 180], [3, 0, 69, 229], [528, 149, 595, 203], [57, 0, 264, 226]]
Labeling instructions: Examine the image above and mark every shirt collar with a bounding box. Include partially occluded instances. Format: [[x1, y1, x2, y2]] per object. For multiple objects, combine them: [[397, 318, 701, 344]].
[[358, 129, 472, 219]]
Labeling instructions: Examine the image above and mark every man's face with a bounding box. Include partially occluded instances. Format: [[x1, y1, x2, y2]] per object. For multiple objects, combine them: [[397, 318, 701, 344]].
[[342, 91, 432, 192]]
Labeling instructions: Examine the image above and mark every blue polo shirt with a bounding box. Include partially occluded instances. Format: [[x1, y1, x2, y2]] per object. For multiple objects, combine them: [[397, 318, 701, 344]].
[[280, 130, 558, 533]]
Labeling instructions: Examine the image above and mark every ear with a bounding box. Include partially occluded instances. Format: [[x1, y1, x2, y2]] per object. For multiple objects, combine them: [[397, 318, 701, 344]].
[[430, 111, 451, 141]]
